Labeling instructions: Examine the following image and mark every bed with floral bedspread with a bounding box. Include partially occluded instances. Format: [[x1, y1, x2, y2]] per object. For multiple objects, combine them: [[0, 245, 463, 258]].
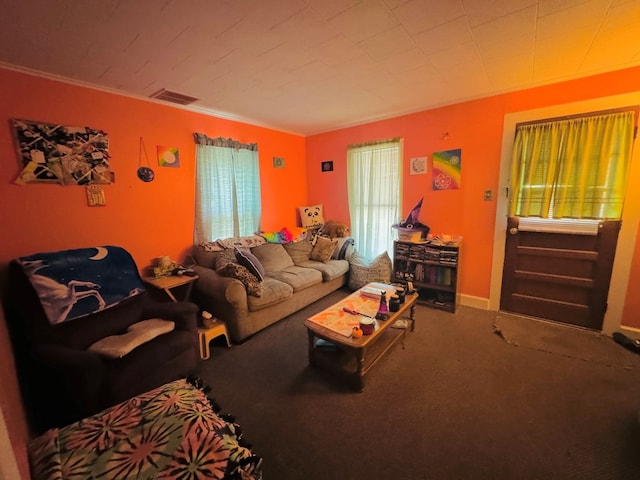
[[28, 379, 262, 480]]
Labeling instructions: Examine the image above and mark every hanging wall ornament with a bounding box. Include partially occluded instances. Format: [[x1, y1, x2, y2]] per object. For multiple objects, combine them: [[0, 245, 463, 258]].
[[137, 137, 155, 182]]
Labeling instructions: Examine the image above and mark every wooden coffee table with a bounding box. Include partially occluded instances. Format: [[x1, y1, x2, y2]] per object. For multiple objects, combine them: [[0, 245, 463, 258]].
[[305, 285, 418, 391]]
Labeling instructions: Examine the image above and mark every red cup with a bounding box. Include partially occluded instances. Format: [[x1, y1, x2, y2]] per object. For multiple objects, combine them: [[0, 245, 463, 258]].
[[359, 318, 375, 335]]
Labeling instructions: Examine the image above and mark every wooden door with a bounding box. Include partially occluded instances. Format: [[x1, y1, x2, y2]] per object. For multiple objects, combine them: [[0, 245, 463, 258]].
[[500, 217, 621, 330]]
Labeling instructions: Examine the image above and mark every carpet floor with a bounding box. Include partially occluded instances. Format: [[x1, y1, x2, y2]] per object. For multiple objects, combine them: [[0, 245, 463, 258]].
[[198, 289, 640, 480]]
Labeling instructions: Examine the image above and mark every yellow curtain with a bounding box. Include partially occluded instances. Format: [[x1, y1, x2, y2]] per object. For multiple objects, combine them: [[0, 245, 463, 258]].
[[509, 111, 635, 219]]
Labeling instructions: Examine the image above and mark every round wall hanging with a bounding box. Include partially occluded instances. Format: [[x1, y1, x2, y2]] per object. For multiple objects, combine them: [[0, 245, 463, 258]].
[[137, 137, 155, 183], [137, 166, 155, 182]]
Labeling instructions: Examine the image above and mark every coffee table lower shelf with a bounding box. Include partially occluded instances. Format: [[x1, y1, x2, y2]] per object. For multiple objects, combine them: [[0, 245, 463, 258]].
[[307, 325, 409, 391]]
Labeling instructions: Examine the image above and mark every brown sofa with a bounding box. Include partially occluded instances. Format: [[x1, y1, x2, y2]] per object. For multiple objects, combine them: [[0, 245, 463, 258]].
[[192, 236, 353, 343]]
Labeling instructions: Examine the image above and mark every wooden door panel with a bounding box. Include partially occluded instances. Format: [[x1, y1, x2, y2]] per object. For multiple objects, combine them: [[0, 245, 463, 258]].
[[501, 217, 620, 330], [516, 232, 598, 249], [517, 256, 595, 277], [510, 294, 591, 328], [515, 280, 590, 304]]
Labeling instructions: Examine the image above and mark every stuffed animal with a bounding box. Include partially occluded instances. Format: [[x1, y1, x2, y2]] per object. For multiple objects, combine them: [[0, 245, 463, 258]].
[[153, 255, 181, 277], [321, 220, 350, 239]]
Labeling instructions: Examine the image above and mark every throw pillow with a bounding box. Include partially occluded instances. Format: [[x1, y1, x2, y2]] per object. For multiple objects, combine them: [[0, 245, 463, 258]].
[[298, 204, 324, 228], [235, 247, 265, 281], [88, 319, 174, 358], [348, 250, 392, 291], [310, 236, 338, 263], [218, 262, 264, 297], [332, 237, 355, 261]]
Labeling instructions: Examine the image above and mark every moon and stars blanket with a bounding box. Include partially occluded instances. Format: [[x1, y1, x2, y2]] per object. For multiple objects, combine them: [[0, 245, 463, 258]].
[[17, 246, 145, 325]]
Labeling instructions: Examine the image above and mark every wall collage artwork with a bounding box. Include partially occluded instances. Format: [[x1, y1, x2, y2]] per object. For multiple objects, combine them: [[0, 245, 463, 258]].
[[11, 118, 114, 186], [11, 119, 181, 206]]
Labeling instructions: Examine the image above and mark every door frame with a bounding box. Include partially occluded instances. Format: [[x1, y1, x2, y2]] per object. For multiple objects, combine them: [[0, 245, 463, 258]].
[[489, 93, 640, 334]]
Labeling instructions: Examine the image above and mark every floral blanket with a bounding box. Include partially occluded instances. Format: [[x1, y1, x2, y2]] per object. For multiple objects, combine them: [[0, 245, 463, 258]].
[[28, 379, 262, 480]]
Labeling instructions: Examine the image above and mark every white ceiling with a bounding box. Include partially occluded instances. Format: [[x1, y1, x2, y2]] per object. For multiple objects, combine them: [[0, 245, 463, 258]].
[[2, 0, 640, 135]]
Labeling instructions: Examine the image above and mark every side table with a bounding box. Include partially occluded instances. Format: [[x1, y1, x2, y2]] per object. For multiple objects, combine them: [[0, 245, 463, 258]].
[[143, 274, 198, 302], [198, 321, 231, 359]]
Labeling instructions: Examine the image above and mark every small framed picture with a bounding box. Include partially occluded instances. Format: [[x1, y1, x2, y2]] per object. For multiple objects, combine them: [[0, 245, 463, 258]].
[[410, 156, 427, 175], [273, 156, 285, 168], [321, 161, 333, 172]]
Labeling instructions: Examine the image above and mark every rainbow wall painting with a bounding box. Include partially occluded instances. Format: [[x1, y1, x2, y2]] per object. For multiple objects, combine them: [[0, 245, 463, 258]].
[[432, 148, 461, 190], [157, 146, 180, 168]]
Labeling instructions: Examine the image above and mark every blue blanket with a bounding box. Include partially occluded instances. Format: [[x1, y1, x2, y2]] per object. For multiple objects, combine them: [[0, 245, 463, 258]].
[[18, 246, 145, 325]]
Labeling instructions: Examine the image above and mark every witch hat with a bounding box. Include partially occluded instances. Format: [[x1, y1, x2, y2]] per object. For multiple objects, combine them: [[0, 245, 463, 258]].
[[393, 197, 430, 232], [402, 197, 423, 228]]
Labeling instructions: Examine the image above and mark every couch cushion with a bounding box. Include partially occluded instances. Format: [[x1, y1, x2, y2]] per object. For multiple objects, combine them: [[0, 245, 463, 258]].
[[251, 243, 294, 273], [54, 294, 145, 349], [268, 266, 323, 292], [88, 318, 175, 358], [194, 246, 220, 269], [296, 259, 349, 281], [106, 330, 197, 403], [284, 238, 313, 264], [247, 277, 293, 311]]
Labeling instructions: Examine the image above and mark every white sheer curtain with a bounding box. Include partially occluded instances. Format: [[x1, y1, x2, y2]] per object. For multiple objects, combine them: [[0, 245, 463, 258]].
[[194, 134, 261, 243], [347, 139, 402, 261]]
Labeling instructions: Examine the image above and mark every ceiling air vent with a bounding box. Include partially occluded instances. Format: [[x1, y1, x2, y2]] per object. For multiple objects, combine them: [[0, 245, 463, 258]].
[[150, 88, 198, 105]]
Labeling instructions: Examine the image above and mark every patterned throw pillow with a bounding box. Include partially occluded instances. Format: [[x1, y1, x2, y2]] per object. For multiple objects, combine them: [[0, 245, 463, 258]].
[[235, 247, 265, 281], [348, 250, 392, 291], [298, 204, 324, 228], [215, 249, 263, 297], [310, 236, 338, 263], [218, 263, 264, 297]]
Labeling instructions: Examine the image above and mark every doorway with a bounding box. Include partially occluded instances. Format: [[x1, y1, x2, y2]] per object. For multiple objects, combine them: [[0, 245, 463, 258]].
[[489, 94, 640, 334]]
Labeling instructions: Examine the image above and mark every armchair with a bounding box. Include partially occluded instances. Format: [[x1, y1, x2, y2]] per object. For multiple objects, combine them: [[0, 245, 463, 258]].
[[6, 246, 199, 433]]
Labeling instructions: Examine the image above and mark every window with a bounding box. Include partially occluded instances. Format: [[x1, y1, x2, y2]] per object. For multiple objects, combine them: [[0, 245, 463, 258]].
[[347, 138, 402, 260], [194, 134, 261, 243], [510, 109, 635, 220]]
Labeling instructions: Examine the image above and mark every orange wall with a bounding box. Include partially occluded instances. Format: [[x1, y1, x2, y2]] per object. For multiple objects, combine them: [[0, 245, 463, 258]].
[[2, 63, 640, 475], [0, 68, 306, 271], [0, 67, 306, 477], [306, 66, 640, 327]]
